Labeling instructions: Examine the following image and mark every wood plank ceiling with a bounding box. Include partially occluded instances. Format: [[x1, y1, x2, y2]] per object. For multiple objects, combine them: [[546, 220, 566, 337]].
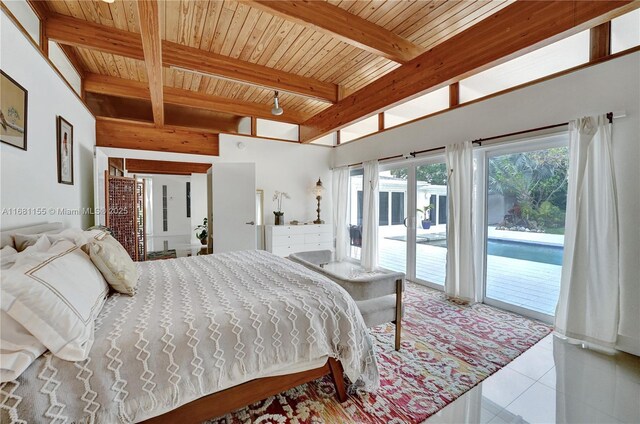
[[30, 0, 636, 144], [38, 0, 512, 129]]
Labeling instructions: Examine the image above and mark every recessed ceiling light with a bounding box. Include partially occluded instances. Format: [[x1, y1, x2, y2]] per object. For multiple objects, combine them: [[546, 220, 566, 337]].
[[102, 0, 115, 4]]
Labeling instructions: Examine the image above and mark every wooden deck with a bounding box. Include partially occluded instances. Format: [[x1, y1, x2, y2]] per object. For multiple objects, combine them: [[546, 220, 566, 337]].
[[353, 237, 561, 316]]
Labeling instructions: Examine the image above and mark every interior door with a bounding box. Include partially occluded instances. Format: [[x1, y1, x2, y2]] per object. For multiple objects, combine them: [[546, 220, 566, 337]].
[[212, 163, 257, 253]]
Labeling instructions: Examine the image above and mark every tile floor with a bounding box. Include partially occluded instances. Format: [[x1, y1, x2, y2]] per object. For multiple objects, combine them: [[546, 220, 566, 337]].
[[423, 334, 640, 424]]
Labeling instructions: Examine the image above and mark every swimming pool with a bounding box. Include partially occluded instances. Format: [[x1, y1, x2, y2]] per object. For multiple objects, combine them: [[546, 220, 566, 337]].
[[418, 237, 564, 265], [487, 239, 564, 265]]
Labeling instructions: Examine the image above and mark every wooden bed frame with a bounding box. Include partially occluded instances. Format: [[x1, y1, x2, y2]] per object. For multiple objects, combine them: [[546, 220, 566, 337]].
[[141, 358, 346, 423]]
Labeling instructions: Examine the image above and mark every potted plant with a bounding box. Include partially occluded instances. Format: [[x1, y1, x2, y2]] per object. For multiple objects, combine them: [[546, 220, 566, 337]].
[[417, 205, 434, 229], [195, 217, 208, 245], [273, 191, 290, 225]]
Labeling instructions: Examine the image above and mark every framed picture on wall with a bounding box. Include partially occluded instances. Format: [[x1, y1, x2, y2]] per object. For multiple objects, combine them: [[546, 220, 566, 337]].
[[56, 116, 74, 185], [0, 70, 28, 150]]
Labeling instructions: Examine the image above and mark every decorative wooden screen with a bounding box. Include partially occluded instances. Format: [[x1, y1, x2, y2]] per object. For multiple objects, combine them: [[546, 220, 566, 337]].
[[105, 171, 138, 260], [136, 179, 146, 262]]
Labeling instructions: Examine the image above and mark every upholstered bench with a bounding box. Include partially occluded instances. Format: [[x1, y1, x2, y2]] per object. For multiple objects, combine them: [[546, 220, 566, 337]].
[[289, 250, 405, 351]]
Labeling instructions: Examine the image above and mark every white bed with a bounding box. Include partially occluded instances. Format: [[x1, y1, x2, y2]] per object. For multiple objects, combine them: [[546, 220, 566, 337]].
[[0, 224, 379, 423]]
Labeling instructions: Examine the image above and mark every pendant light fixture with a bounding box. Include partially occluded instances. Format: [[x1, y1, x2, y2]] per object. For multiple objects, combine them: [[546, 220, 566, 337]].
[[271, 91, 283, 116]]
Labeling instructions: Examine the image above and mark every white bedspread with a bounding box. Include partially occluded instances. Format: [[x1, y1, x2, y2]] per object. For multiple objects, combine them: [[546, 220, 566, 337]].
[[0, 250, 379, 423]]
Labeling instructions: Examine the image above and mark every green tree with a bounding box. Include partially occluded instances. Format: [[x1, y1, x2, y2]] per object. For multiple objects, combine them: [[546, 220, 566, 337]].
[[391, 163, 448, 185], [488, 147, 568, 210], [489, 147, 569, 230]]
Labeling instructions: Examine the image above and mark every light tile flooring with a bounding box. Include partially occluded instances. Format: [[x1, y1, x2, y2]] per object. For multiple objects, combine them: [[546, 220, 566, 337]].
[[423, 334, 640, 424]]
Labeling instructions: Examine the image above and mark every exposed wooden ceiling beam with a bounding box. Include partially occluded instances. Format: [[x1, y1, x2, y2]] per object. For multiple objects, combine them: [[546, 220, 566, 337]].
[[125, 159, 211, 176], [84, 73, 308, 124], [96, 117, 219, 156], [136, 0, 164, 126], [300, 0, 636, 142], [245, 0, 423, 64], [45, 13, 338, 103]]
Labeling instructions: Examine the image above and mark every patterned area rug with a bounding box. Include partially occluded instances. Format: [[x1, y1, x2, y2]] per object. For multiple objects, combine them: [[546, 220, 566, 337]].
[[207, 282, 551, 423]]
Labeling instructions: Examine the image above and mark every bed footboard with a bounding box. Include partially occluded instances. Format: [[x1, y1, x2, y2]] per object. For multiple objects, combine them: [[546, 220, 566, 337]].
[[140, 358, 346, 423]]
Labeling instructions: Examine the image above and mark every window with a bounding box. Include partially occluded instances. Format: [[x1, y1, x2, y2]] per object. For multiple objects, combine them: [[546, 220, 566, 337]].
[[460, 30, 590, 103], [162, 185, 168, 232], [391, 192, 405, 225], [384, 87, 449, 128], [340, 115, 379, 143], [311, 133, 337, 146], [4, 0, 40, 45], [256, 119, 298, 141], [379, 192, 389, 225], [611, 9, 640, 53], [438, 195, 447, 225], [186, 182, 191, 218], [483, 141, 569, 319], [48, 42, 82, 95], [348, 168, 364, 259]]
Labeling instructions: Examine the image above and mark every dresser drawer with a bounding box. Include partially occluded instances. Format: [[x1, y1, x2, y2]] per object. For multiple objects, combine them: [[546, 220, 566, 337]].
[[306, 224, 332, 234], [270, 225, 307, 235], [304, 232, 333, 243], [296, 242, 333, 253], [272, 234, 305, 246]]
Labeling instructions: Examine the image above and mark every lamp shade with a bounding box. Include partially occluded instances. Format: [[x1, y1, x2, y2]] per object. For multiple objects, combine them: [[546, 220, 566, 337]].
[[313, 178, 325, 197]]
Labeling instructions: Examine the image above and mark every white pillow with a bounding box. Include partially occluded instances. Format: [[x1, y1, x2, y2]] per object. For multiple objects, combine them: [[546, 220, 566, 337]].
[[88, 233, 138, 295], [0, 311, 46, 382], [0, 246, 18, 269], [1, 240, 109, 361], [12, 233, 53, 253], [1, 236, 51, 269], [47, 228, 106, 250]]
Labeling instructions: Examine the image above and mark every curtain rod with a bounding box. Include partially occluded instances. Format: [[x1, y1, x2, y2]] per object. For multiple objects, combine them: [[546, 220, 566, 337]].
[[342, 111, 623, 169]]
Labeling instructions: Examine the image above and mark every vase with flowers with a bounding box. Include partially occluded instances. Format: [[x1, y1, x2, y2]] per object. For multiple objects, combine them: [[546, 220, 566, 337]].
[[273, 191, 290, 225]]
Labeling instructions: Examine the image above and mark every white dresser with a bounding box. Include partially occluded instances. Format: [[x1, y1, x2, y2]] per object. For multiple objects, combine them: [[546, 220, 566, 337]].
[[265, 224, 333, 257]]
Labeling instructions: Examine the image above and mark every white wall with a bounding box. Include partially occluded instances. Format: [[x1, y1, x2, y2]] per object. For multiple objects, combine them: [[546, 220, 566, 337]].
[[0, 10, 96, 229], [95, 135, 333, 227], [334, 52, 640, 355], [145, 174, 191, 238]]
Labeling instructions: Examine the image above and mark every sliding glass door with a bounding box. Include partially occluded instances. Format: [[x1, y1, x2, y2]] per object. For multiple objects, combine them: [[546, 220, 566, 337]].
[[378, 166, 409, 273], [483, 139, 568, 320], [414, 162, 448, 287]]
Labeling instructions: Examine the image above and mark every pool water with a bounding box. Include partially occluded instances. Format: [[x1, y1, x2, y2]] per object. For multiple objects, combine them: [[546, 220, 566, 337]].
[[420, 238, 564, 265], [487, 239, 564, 265]]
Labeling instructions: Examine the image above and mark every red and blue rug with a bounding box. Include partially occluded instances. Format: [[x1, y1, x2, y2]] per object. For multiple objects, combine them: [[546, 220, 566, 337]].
[[209, 282, 551, 423]]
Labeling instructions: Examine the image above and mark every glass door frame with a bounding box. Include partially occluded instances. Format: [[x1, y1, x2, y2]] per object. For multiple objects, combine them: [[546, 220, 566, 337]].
[[378, 162, 415, 278], [410, 154, 450, 290], [379, 154, 449, 290], [477, 132, 569, 324]]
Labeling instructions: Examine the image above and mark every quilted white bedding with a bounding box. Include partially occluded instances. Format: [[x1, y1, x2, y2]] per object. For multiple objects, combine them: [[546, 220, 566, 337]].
[[0, 250, 379, 423]]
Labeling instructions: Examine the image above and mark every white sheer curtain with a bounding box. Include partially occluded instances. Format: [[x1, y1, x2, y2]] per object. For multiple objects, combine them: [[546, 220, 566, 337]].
[[445, 141, 477, 302], [361, 160, 379, 271], [555, 115, 619, 349], [332, 167, 350, 261]]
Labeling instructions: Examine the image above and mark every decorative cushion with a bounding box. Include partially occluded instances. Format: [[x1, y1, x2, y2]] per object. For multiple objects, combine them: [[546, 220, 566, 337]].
[[0, 240, 109, 361], [88, 233, 138, 295], [0, 311, 46, 383]]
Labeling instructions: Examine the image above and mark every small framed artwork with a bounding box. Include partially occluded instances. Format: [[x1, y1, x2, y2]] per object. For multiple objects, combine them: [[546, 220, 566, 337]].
[[0, 70, 28, 150], [56, 116, 74, 185]]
